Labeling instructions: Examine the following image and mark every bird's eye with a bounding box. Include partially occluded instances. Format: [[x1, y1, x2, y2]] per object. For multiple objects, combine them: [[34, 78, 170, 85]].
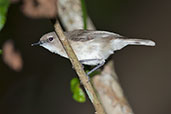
[[48, 37, 54, 41]]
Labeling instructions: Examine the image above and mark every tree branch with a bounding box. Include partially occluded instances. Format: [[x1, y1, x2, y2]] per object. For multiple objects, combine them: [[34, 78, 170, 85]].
[[92, 61, 133, 114], [57, 0, 134, 113], [54, 21, 105, 114]]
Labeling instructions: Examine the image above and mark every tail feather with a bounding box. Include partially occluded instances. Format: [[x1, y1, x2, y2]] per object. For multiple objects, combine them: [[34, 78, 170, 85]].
[[111, 38, 155, 51], [125, 39, 156, 46]]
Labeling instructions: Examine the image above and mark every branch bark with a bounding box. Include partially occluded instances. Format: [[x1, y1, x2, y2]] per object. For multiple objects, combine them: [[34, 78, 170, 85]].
[[57, 0, 134, 114], [92, 61, 133, 114]]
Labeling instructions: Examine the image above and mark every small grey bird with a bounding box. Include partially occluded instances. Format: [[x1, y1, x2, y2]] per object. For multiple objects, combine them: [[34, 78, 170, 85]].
[[32, 30, 155, 75]]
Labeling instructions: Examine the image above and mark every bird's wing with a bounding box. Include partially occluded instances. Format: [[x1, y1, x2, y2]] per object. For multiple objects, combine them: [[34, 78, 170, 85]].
[[64, 29, 123, 42]]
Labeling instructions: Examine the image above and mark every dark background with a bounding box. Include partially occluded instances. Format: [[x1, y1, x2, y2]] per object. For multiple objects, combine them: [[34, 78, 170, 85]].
[[0, 0, 170, 114]]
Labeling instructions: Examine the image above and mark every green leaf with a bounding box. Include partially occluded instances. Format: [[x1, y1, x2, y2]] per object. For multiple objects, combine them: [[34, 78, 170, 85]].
[[0, 49, 2, 54], [70, 78, 80, 93], [0, 0, 10, 31], [72, 86, 86, 103], [70, 78, 86, 103]]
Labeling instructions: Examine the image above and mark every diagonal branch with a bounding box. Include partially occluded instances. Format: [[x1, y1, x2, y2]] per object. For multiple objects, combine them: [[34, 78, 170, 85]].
[[54, 21, 106, 114]]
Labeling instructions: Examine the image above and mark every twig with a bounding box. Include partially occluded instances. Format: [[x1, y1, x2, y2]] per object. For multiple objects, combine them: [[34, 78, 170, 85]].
[[80, 0, 87, 29], [54, 21, 105, 114]]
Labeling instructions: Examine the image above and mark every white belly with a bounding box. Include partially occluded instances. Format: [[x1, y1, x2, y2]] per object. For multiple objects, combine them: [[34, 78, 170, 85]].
[[71, 41, 106, 65]]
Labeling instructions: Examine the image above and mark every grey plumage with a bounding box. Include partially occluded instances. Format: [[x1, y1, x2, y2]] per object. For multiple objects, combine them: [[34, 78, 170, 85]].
[[32, 29, 155, 66]]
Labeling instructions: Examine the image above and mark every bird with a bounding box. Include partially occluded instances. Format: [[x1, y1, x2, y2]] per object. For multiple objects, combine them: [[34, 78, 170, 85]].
[[32, 29, 155, 75]]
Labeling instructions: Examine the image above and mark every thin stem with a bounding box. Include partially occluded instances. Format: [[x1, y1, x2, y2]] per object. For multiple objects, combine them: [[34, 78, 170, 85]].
[[54, 21, 105, 114], [0, 49, 2, 54], [80, 0, 87, 29]]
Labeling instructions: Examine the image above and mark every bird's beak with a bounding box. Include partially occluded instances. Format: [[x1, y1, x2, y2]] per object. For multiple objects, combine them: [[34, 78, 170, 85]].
[[31, 41, 43, 46]]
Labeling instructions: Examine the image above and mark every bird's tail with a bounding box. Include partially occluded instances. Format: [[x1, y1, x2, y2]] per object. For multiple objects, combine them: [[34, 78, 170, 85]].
[[111, 38, 155, 51], [124, 39, 155, 46]]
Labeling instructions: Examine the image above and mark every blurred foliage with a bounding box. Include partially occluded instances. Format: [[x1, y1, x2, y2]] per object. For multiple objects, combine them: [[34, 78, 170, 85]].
[[0, 0, 10, 31], [0, 49, 2, 54], [70, 78, 86, 103], [81, 0, 87, 30]]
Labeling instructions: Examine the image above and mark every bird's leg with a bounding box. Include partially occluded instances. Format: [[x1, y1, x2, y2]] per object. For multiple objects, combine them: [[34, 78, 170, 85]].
[[87, 62, 105, 76], [78, 59, 105, 82], [79, 59, 102, 72], [79, 59, 105, 76]]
